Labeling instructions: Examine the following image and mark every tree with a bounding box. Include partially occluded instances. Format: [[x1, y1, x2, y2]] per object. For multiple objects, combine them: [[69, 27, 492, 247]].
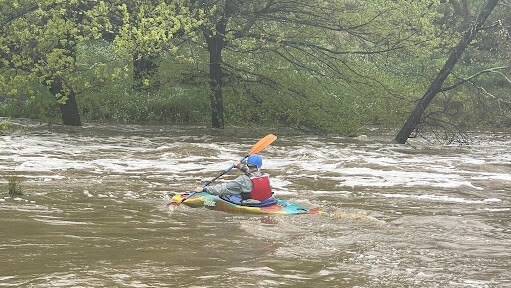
[[394, 0, 500, 144], [112, 1, 201, 92], [181, 0, 444, 130], [0, 0, 111, 125]]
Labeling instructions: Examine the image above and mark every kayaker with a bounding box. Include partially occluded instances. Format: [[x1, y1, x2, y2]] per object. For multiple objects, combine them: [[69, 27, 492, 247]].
[[193, 154, 273, 203]]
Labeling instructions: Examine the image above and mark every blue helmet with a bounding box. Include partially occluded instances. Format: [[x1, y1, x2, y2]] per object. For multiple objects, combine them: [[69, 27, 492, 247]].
[[246, 154, 263, 169]]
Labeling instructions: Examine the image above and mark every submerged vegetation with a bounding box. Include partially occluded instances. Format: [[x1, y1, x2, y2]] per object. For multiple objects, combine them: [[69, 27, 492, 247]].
[[7, 176, 23, 197], [0, 118, 14, 133], [0, 117, 29, 134]]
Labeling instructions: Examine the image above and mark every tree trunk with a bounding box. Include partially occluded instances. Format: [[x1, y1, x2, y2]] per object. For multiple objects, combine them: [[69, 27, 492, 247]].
[[206, 35, 225, 129], [49, 77, 82, 126], [133, 53, 160, 92], [394, 0, 499, 144], [205, 27, 229, 128], [47, 26, 81, 126], [203, 0, 237, 129]]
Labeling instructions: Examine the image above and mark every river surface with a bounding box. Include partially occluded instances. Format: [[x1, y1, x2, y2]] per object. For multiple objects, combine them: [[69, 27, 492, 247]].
[[1, 119, 510, 287]]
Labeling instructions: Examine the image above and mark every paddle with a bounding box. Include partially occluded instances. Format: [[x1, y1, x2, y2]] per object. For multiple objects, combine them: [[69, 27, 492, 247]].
[[180, 134, 277, 202]]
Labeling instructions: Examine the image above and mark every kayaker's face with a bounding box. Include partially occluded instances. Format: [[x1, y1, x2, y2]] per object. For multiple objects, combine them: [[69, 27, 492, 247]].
[[247, 165, 258, 171], [241, 160, 258, 171]]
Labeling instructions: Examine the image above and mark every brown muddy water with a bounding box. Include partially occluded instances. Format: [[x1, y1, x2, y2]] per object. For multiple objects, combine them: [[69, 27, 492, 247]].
[[1, 119, 510, 287]]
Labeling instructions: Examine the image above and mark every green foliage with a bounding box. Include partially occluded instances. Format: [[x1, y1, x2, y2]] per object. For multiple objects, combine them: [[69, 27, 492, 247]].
[[0, 87, 61, 123], [0, 0, 112, 109], [1, 0, 509, 133], [74, 40, 210, 124], [193, 0, 454, 132], [113, 1, 202, 57], [0, 118, 14, 132], [78, 89, 210, 124], [221, 53, 360, 134], [0, 119, 14, 132], [7, 176, 23, 197]]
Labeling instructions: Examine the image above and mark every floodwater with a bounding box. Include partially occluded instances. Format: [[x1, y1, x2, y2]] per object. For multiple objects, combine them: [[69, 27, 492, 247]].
[[1, 119, 510, 287]]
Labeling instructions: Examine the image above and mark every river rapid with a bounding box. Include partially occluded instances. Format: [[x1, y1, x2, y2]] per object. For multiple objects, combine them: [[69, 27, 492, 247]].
[[1, 119, 510, 287]]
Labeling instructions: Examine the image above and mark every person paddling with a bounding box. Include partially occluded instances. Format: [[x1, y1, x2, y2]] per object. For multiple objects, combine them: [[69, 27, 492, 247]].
[[193, 154, 273, 203]]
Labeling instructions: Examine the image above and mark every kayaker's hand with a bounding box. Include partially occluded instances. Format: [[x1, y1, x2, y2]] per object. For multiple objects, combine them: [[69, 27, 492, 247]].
[[194, 186, 204, 192], [233, 160, 242, 170]]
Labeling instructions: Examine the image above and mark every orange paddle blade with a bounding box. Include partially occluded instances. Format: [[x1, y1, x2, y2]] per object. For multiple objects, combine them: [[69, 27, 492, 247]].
[[249, 134, 277, 154]]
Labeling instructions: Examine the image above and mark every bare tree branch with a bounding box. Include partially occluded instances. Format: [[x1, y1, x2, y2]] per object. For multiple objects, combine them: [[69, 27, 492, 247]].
[[440, 66, 510, 92]]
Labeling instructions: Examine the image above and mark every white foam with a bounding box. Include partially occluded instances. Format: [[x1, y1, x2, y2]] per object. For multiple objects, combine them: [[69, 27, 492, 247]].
[[227, 266, 310, 280], [378, 193, 502, 204], [32, 218, 92, 225], [482, 208, 510, 212], [2, 124, 510, 195]]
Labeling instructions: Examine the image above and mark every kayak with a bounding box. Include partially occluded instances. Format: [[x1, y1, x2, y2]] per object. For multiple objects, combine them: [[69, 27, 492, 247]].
[[167, 192, 321, 215]]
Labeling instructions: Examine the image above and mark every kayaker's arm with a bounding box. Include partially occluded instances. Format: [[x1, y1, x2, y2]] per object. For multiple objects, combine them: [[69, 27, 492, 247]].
[[194, 161, 250, 193], [198, 175, 252, 196]]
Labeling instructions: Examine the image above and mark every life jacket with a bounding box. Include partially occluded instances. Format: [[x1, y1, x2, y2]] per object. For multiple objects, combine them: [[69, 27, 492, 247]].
[[249, 174, 273, 201]]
